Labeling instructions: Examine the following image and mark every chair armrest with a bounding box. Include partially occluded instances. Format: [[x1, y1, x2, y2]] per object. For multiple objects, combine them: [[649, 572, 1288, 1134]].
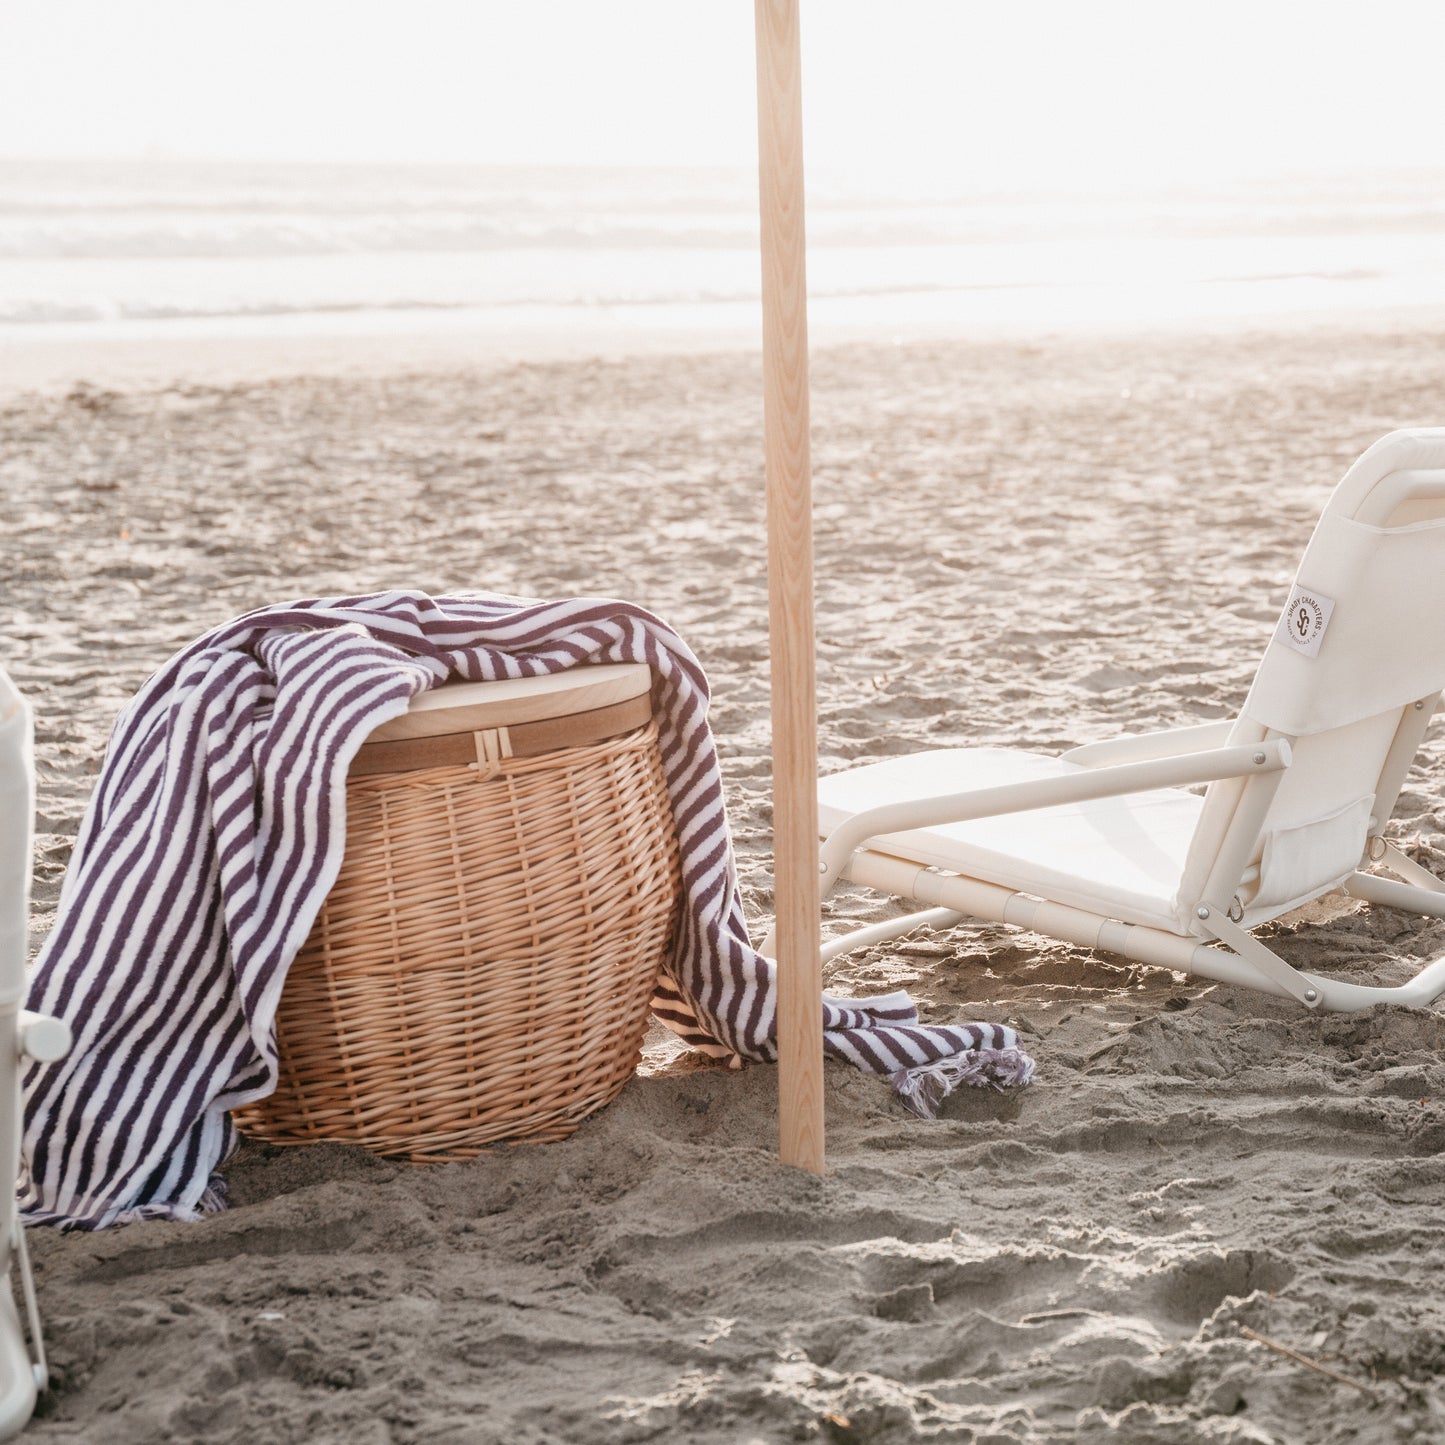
[[18, 1010, 70, 1062], [818, 737, 1292, 893], [1061, 720, 1236, 768]]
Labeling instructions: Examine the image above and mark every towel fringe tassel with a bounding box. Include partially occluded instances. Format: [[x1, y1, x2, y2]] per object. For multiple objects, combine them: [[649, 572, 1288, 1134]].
[[891, 1047, 1037, 1120]]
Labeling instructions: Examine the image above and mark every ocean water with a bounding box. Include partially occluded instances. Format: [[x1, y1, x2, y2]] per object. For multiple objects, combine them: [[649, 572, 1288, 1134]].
[[3, 159, 1445, 345]]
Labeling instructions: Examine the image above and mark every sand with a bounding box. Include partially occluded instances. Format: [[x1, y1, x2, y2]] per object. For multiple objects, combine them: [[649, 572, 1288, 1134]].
[[5, 324, 1444, 1444]]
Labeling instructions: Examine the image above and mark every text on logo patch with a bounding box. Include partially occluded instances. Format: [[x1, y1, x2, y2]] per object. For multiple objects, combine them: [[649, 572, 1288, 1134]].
[[1275, 586, 1335, 659]]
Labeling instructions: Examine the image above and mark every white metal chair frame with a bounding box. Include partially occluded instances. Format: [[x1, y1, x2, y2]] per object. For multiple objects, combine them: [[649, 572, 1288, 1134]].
[[799, 713, 1445, 1014], [1, 671, 73, 1438], [773, 430, 1445, 1016]]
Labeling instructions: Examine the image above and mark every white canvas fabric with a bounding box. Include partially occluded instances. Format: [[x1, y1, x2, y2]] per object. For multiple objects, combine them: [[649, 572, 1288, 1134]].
[[1246, 429, 1445, 736], [0, 672, 42, 1433], [1252, 794, 1376, 912], [1227, 710, 1400, 924], [817, 748, 1203, 933], [0, 671, 32, 1010], [1244, 508, 1445, 736]]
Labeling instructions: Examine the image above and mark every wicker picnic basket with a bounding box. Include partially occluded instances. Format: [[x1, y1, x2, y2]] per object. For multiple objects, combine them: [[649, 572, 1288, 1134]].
[[233, 663, 681, 1161]]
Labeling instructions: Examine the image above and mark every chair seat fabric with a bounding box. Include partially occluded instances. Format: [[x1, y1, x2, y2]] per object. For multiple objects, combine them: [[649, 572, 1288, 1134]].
[[817, 748, 1204, 933]]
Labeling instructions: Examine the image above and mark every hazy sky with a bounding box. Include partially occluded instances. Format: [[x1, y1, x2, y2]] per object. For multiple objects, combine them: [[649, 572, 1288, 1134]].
[[4, 1, 1444, 190]]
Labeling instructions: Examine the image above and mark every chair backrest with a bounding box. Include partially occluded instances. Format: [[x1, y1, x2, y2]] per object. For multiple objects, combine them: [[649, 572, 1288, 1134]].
[[1177, 429, 1445, 927], [0, 669, 31, 1009], [0, 670, 34, 1392], [1, 672, 73, 1432]]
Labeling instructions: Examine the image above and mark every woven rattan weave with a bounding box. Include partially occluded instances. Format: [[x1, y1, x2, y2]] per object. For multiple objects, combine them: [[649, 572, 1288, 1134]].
[[235, 719, 680, 1160]]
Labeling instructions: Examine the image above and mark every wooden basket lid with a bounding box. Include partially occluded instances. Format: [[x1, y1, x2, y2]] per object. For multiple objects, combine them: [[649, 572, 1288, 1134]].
[[367, 662, 652, 743]]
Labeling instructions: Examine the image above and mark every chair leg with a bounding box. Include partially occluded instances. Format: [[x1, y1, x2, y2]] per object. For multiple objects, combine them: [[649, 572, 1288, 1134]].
[[1195, 907, 1324, 1008], [0, 1011, 39, 1440], [1346, 871, 1445, 918], [0, 1007, 70, 1440], [844, 849, 1445, 1012], [818, 907, 965, 963], [1379, 842, 1445, 894]]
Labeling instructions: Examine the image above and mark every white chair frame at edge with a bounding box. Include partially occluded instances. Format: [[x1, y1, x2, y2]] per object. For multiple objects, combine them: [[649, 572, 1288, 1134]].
[[1, 670, 73, 1439], [768, 429, 1445, 1016]]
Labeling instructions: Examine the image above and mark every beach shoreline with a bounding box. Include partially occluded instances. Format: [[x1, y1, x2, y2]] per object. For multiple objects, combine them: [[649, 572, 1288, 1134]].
[[9, 295, 1445, 400], [7, 321, 1445, 1443]]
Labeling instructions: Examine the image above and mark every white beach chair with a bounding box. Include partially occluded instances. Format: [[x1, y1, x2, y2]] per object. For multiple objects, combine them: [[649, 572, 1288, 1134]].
[[0, 671, 72, 1438], [792, 428, 1445, 1013]]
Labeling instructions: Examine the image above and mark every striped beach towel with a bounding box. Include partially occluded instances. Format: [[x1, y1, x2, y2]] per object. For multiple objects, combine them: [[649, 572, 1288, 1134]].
[[21, 592, 1034, 1229]]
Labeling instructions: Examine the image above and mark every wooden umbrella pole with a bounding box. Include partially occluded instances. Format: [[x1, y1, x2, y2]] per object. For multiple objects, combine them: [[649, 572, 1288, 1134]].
[[754, 0, 824, 1173]]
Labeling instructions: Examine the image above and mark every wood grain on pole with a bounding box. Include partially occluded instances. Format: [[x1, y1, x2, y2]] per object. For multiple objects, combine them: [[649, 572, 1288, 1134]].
[[754, 0, 824, 1174]]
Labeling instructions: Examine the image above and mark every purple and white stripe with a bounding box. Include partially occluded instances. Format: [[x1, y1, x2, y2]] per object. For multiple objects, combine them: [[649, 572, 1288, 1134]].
[[22, 592, 1033, 1229]]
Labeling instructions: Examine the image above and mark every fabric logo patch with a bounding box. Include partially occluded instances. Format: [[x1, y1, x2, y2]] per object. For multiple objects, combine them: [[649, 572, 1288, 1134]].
[[1275, 587, 1335, 658]]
